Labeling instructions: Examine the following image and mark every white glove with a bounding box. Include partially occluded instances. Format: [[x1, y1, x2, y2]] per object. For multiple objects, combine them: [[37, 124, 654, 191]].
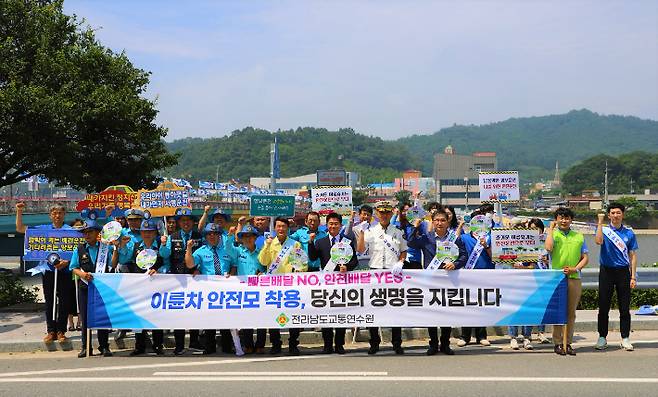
[[391, 261, 404, 276]]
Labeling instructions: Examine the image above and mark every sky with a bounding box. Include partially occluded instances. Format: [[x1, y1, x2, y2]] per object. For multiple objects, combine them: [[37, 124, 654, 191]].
[[63, 0, 658, 141]]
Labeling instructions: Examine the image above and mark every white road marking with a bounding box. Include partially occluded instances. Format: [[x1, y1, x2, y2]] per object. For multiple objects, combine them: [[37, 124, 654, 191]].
[[0, 355, 326, 378], [0, 376, 657, 383], [152, 371, 388, 376]]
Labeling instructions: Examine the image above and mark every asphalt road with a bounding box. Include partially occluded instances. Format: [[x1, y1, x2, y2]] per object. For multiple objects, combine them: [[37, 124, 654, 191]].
[[1, 333, 657, 397]]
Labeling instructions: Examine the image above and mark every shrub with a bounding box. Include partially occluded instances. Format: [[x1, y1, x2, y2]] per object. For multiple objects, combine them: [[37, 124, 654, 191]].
[[0, 273, 39, 308]]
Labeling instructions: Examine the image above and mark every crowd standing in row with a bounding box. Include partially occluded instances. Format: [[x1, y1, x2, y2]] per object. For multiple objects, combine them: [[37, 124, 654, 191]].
[[14, 200, 638, 358]]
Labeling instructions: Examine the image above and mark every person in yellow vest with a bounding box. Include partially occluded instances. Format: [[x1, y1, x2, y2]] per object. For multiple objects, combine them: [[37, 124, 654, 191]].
[[545, 207, 589, 356]]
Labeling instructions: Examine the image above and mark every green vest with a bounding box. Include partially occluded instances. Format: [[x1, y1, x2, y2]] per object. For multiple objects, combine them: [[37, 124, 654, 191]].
[[551, 229, 584, 279]]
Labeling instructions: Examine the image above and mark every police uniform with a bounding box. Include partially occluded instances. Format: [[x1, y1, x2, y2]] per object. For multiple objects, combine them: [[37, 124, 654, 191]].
[[68, 220, 112, 358]]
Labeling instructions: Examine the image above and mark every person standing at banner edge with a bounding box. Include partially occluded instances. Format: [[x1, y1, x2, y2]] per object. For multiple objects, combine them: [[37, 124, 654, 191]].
[[290, 211, 327, 271], [308, 212, 358, 354], [258, 217, 306, 355], [117, 218, 168, 356], [545, 207, 589, 356], [185, 222, 233, 355], [408, 210, 468, 356], [15, 202, 74, 345], [69, 220, 121, 358], [595, 202, 638, 352], [357, 200, 408, 355]]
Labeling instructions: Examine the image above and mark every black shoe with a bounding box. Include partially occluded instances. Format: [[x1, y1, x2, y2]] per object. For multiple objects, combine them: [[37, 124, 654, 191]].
[[440, 346, 455, 356], [173, 348, 185, 356], [566, 344, 576, 356], [367, 345, 379, 355], [335, 345, 346, 355], [554, 345, 566, 356], [426, 346, 439, 356], [77, 349, 88, 358], [100, 348, 113, 357], [130, 349, 145, 356], [322, 346, 334, 354], [288, 345, 300, 356], [153, 346, 165, 356], [270, 345, 282, 355], [394, 346, 404, 355], [188, 342, 204, 352]]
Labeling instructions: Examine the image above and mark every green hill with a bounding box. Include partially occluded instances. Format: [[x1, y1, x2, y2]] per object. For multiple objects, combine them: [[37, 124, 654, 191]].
[[165, 110, 658, 185]]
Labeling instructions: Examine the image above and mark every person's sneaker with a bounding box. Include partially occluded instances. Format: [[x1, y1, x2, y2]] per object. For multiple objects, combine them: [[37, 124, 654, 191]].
[[523, 339, 533, 350], [456, 339, 467, 347], [595, 336, 608, 350], [538, 332, 550, 344], [188, 342, 204, 352], [100, 348, 113, 357], [426, 346, 439, 356], [554, 344, 566, 356], [43, 332, 56, 344], [56, 332, 68, 343], [440, 346, 455, 356], [77, 349, 88, 358], [479, 339, 491, 346], [620, 338, 634, 351], [367, 345, 379, 355], [509, 338, 519, 350], [173, 348, 185, 356], [566, 344, 576, 356], [393, 346, 404, 355]]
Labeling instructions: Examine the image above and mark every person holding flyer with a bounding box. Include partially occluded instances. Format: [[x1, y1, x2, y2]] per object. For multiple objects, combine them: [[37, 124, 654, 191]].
[[545, 207, 589, 356], [595, 202, 639, 352], [407, 210, 467, 356]]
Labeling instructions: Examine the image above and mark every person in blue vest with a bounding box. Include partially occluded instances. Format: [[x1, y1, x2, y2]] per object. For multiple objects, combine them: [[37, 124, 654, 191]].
[[69, 220, 121, 358], [117, 218, 168, 356], [456, 209, 494, 348], [151, 208, 204, 354], [15, 202, 74, 345], [185, 223, 233, 355], [290, 211, 327, 271], [121, 208, 144, 245], [407, 211, 468, 356], [225, 224, 268, 354], [595, 202, 639, 352]]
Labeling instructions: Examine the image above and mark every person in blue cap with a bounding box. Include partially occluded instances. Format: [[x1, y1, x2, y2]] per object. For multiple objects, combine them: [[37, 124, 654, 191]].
[[225, 224, 268, 354], [185, 222, 233, 355], [154, 207, 204, 354], [121, 208, 145, 245], [117, 218, 168, 356], [69, 220, 121, 358], [198, 205, 230, 237]]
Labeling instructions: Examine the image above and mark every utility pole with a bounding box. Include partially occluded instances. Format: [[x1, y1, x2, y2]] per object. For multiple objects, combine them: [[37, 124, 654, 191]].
[[603, 160, 609, 207]]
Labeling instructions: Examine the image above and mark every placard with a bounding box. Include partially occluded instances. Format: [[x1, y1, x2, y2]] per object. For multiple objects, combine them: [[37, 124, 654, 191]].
[[23, 229, 85, 261], [135, 181, 191, 217], [491, 228, 541, 263], [479, 171, 520, 203], [311, 187, 353, 216], [249, 195, 295, 217]]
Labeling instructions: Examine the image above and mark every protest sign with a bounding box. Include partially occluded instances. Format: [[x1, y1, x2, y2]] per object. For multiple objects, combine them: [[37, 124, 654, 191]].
[[491, 228, 541, 263], [311, 187, 353, 216], [87, 269, 567, 329], [23, 229, 85, 261], [135, 181, 191, 217], [479, 171, 520, 203], [76, 186, 138, 218], [250, 195, 295, 217]]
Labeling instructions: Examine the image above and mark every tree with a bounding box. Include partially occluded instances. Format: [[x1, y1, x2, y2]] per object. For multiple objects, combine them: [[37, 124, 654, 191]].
[[352, 187, 371, 207], [394, 189, 412, 205], [0, 0, 177, 192]]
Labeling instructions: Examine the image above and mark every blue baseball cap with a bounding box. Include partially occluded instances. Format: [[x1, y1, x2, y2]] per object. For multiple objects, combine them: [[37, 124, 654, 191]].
[[125, 208, 145, 219], [80, 220, 102, 232], [203, 223, 223, 236], [174, 208, 197, 221], [140, 219, 159, 231], [237, 224, 258, 238], [211, 209, 230, 222]]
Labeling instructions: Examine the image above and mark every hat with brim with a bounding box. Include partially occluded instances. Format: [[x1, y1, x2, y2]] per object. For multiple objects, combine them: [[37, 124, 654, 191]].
[[374, 200, 394, 212], [203, 223, 223, 236], [635, 305, 656, 315], [237, 224, 258, 238], [125, 208, 145, 219], [174, 208, 197, 221], [211, 209, 230, 222], [80, 220, 102, 232], [139, 219, 158, 231]]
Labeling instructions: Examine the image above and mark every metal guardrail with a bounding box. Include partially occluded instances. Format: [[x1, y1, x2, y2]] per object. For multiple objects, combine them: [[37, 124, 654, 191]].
[[581, 268, 658, 289]]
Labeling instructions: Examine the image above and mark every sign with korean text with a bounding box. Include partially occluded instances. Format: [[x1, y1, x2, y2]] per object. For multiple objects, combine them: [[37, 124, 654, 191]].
[[317, 170, 347, 186], [135, 181, 191, 217], [479, 171, 520, 203], [23, 229, 85, 261], [249, 195, 295, 217], [76, 186, 138, 217], [87, 270, 567, 329], [491, 228, 541, 263], [311, 187, 353, 216]]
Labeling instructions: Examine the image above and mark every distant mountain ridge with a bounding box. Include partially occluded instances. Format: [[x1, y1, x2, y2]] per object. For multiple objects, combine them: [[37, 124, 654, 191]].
[[165, 109, 658, 184]]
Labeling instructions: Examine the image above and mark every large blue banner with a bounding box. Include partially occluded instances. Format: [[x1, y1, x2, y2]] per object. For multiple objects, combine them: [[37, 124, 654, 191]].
[[87, 270, 567, 329]]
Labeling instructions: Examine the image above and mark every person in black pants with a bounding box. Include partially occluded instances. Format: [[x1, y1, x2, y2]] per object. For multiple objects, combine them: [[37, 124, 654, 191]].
[[68, 220, 113, 358], [308, 213, 359, 354]]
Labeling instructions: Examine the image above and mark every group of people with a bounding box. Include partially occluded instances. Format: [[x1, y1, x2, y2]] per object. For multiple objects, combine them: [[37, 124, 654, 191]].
[[15, 199, 639, 359]]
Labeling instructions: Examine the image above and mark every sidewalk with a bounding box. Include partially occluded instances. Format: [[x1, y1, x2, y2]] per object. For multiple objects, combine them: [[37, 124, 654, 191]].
[[1, 309, 657, 353]]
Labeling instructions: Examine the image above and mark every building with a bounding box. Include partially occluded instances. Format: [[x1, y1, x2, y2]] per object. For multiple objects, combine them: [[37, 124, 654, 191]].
[[250, 171, 360, 195], [433, 146, 497, 209]]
